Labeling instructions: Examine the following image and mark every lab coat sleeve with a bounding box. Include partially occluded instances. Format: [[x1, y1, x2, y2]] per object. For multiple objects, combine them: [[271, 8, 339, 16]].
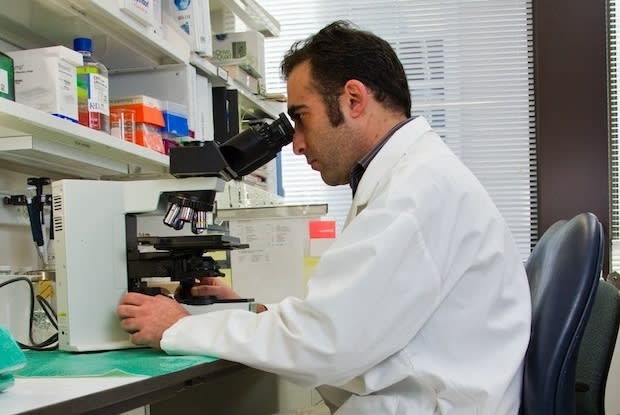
[[161, 186, 444, 388]]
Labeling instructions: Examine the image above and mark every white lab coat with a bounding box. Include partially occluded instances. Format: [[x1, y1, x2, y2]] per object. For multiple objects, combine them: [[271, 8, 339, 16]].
[[161, 116, 532, 415]]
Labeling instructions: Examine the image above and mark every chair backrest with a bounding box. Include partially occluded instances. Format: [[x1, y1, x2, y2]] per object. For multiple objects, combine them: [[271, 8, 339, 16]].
[[521, 212, 604, 415], [575, 279, 620, 415]]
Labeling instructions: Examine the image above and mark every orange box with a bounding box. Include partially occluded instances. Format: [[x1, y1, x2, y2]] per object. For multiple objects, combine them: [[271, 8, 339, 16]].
[[110, 95, 165, 127]]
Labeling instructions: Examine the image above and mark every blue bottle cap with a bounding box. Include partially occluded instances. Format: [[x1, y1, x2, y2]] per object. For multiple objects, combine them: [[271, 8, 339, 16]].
[[73, 37, 93, 53]]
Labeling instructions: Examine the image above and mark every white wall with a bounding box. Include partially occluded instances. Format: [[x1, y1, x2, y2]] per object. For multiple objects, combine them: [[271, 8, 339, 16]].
[[0, 168, 48, 270]]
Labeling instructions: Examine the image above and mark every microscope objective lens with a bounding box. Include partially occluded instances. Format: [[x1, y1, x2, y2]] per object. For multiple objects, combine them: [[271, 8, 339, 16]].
[[179, 206, 194, 222], [163, 203, 181, 228]]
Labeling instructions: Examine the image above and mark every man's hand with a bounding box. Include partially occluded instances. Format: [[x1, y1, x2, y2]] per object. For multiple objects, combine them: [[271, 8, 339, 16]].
[[190, 277, 241, 299], [117, 292, 189, 350], [189, 278, 267, 313]]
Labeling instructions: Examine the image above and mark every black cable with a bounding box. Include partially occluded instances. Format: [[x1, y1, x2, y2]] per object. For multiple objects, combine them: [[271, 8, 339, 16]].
[[0, 276, 58, 350]]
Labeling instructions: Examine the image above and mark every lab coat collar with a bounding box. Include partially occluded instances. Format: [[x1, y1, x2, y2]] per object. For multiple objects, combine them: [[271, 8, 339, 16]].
[[344, 116, 433, 227], [350, 117, 415, 196]]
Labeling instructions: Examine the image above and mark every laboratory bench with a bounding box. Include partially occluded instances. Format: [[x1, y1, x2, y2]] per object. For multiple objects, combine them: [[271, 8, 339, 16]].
[[0, 349, 279, 415]]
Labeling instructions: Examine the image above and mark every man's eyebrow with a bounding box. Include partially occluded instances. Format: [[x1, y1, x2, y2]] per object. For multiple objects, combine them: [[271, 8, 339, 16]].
[[287, 104, 307, 118]]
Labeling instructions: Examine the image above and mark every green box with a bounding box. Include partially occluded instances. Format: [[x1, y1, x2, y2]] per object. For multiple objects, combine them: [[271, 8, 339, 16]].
[[0, 51, 14, 101]]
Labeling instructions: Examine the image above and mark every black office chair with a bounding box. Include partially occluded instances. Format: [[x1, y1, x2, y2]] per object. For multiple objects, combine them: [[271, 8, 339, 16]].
[[521, 212, 604, 415], [575, 279, 620, 415]]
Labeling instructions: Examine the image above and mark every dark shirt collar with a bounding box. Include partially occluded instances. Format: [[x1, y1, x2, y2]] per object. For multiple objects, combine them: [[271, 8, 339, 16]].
[[350, 117, 415, 196]]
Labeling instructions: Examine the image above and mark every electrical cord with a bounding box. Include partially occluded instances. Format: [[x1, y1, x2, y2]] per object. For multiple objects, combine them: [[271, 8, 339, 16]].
[[0, 276, 58, 350]]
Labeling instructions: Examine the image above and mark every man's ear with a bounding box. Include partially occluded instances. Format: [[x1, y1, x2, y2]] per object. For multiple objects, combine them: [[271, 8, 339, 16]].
[[341, 79, 369, 118]]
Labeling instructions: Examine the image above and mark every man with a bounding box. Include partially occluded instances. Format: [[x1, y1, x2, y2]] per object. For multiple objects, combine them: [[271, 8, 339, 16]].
[[117, 21, 531, 414]]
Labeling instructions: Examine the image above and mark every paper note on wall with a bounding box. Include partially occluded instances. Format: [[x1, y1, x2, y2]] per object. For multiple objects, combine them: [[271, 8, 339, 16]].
[[229, 218, 307, 304]]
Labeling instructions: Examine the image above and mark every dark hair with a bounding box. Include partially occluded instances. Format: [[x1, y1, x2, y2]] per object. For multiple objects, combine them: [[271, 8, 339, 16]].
[[281, 20, 412, 125]]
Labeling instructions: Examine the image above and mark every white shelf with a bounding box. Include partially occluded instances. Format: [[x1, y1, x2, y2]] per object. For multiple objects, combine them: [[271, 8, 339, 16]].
[[191, 54, 285, 120], [0, 99, 169, 179], [191, 53, 228, 85], [233, 84, 286, 120], [67, 0, 190, 69], [218, 203, 328, 219], [0, 0, 283, 180], [211, 0, 280, 37], [0, 0, 189, 71]]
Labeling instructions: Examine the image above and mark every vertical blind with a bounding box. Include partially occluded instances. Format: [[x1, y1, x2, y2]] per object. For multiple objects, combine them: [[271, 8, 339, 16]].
[[259, 0, 536, 259], [610, 0, 620, 272]]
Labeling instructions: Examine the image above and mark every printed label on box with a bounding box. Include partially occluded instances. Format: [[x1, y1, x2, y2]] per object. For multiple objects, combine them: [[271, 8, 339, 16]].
[[0, 69, 7, 94], [121, 0, 155, 26], [232, 41, 247, 58]]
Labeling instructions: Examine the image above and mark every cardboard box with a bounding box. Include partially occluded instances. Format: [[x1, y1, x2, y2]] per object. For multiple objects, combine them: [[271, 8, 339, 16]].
[[212, 31, 265, 79]]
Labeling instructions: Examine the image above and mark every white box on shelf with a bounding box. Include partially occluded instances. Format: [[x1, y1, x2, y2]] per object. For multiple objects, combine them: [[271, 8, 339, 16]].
[[212, 31, 265, 79], [8, 46, 83, 123], [151, 0, 164, 38], [119, 0, 156, 26], [164, 0, 212, 56]]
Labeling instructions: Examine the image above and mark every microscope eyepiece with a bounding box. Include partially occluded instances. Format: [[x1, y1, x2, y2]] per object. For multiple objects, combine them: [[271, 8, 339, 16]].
[[165, 113, 294, 233], [217, 113, 294, 178], [169, 113, 294, 180]]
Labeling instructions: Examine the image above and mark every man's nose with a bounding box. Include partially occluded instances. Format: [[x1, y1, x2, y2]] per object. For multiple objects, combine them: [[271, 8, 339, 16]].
[[292, 131, 305, 155]]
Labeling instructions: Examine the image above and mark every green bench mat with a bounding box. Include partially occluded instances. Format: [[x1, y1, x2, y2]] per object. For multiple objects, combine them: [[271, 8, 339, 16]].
[[15, 349, 217, 377]]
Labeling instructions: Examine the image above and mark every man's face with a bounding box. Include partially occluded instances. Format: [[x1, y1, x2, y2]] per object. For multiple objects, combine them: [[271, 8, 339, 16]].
[[286, 61, 360, 186]]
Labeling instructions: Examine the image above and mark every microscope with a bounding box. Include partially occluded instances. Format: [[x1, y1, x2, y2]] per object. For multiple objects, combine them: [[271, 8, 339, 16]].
[[52, 113, 293, 351]]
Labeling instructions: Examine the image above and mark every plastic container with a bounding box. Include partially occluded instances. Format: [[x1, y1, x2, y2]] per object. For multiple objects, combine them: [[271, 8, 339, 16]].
[[161, 100, 189, 137], [111, 95, 167, 152], [73, 37, 110, 133], [110, 108, 136, 143], [135, 123, 165, 153], [110, 95, 165, 127]]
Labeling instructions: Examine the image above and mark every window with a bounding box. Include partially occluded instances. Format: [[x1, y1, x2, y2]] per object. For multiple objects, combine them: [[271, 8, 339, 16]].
[[610, 0, 620, 271], [261, 0, 536, 259]]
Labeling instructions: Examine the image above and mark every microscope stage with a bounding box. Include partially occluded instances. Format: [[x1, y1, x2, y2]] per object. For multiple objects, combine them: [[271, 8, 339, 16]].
[[138, 234, 249, 251]]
